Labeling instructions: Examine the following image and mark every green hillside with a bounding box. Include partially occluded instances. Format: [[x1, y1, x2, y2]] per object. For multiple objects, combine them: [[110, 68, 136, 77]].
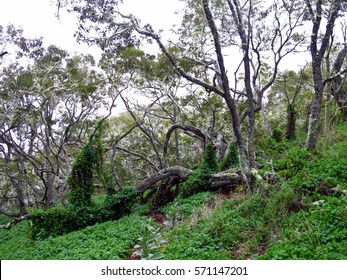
[[1, 125, 346, 260]]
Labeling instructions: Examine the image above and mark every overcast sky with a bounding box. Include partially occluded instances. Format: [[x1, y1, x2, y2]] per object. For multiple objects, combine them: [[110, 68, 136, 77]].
[[0, 0, 183, 55], [0, 0, 315, 70]]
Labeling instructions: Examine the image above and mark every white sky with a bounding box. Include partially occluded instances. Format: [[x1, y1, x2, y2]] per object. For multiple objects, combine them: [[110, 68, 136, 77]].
[[1, 0, 337, 71], [0, 0, 183, 56]]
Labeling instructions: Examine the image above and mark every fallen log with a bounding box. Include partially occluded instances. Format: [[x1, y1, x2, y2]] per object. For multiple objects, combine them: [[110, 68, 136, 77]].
[[137, 166, 192, 192], [136, 166, 244, 192]]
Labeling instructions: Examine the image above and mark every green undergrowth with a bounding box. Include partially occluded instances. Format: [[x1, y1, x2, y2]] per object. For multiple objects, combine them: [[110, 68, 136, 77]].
[[31, 186, 140, 239], [161, 185, 301, 260], [258, 125, 347, 194], [260, 196, 347, 259], [162, 191, 216, 218], [180, 143, 219, 197], [1, 125, 346, 260], [1, 214, 151, 260]]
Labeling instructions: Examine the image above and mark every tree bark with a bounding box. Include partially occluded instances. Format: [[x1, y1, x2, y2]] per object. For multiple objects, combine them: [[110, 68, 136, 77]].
[[306, 0, 342, 150], [287, 103, 297, 140], [136, 166, 244, 193], [137, 166, 192, 191], [163, 124, 208, 161], [331, 45, 347, 121]]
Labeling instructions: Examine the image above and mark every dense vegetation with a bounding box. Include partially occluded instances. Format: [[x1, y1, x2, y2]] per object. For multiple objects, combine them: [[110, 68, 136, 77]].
[[1, 124, 346, 259], [1, 0, 347, 260]]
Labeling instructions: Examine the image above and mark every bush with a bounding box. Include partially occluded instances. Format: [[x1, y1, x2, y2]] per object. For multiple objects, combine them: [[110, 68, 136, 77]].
[[31, 186, 141, 240], [180, 143, 218, 197], [272, 128, 283, 143], [219, 143, 239, 171], [67, 123, 104, 207], [103, 185, 141, 215], [274, 148, 313, 179]]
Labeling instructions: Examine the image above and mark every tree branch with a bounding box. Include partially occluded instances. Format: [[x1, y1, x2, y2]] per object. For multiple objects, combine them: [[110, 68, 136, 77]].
[[0, 215, 32, 230], [163, 124, 208, 160]]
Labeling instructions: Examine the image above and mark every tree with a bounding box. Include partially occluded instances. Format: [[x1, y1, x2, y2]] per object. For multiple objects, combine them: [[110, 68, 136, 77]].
[[328, 37, 347, 122], [60, 0, 306, 191], [0, 25, 120, 217], [305, 0, 345, 150], [270, 68, 310, 140]]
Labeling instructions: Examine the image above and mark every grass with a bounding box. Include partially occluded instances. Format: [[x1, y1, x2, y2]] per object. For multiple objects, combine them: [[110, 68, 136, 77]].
[[260, 196, 347, 259]]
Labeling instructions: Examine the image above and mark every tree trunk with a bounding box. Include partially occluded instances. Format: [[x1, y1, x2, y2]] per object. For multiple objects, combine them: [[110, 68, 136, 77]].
[[307, 63, 324, 150], [305, 0, 341, 150], [331, 45, 347, 121], [136, 166, 244, 193], [44, 173, 56, 208], [286, 103, 296, 140]]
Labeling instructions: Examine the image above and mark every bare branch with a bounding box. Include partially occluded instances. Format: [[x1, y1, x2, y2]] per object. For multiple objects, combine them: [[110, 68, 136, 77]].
[[0, 215, 32, 230]]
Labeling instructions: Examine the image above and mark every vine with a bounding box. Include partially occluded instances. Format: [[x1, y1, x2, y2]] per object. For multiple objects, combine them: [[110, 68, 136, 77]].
[[67, 122, 104, 207], [180, 142, 218, 197]]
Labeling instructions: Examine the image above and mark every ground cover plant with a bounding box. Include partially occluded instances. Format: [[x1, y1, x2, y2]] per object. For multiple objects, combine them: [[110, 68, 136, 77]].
[[0, 214, 152, 260]]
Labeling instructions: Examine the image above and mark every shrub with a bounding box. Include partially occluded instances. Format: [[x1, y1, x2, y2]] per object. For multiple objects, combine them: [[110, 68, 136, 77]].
[[274, 148, 313, 179], [219, 143, 239, 171], [272, 128, 283, 143], [67, 122, 104, 207], [31, 186, 141, 240], [180, 143, 218, 197], [103, 185, 141, 215]]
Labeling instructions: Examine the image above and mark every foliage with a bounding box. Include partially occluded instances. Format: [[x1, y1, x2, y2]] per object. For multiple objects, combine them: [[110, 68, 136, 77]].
[[260, 196, 347, 260], [31, 186, 140, 239], [162, 224, 230, 260], [219, 143, 239, 171], [162, 191, 215, 218], [103, 185, 141, 214], [1, 214, 149, 260], [180, 143, 218, 197], [274, 148, 313, 179], [271, 128, 283, 143], [160, 186, 301, 260], [133, 221, 166, 260], [67, 123, 104, 207], [266, 126, 347, 193], [0, 215, 32, 260], [163, 203, 182, 229]]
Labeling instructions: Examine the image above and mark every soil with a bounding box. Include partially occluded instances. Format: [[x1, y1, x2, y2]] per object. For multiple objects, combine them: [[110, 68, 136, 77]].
[[149, 212, 167, 224]]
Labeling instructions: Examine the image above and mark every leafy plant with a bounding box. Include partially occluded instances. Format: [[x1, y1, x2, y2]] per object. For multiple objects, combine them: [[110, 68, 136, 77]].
[[219, 143, 239, 171], [163, 192, 215, 218], [260, 196, 347, 259], [163, 203, 182, 229], [162, 224, 229, 260], [1, 214, 150, 260], [180, 143, 218, 197], [31, 186, 140, 239], [272, 128, 283, 143], [132, 222, 166, 260], [67, 122, 104, 207]]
